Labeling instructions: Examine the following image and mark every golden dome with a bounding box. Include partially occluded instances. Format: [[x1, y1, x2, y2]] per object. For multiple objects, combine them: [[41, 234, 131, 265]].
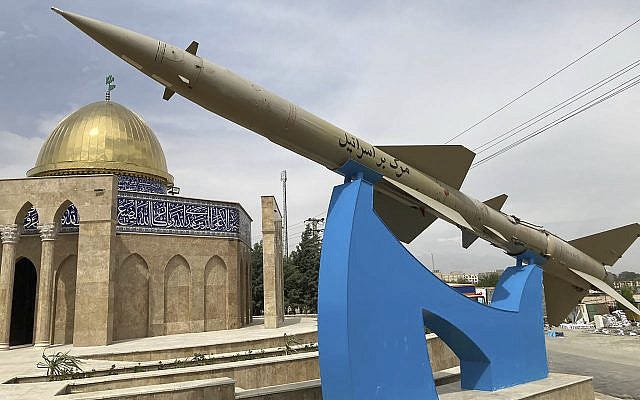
[[27, 101, 173, 184]]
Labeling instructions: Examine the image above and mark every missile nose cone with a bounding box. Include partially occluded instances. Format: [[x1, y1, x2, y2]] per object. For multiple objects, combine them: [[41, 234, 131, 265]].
[[49, 8, 161, 73]]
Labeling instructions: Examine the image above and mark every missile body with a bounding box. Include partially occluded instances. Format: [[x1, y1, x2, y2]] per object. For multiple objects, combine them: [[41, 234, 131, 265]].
[[52, 8, 640, 323]]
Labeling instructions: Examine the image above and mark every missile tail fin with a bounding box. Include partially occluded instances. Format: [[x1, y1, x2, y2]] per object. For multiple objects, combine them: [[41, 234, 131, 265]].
[[377, 145, 475, 189], [543, 270, 590, 326], [569, 223, 640, 266], [462, 228, 479, 249], [373, 188, 437, 243], [484, 194, 508, 211], [569, 267, 640, 318]]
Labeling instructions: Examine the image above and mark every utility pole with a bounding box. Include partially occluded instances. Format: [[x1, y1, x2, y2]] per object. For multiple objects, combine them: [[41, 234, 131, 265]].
[[305, 217, 325, 238], [281, 170, 288, 258]]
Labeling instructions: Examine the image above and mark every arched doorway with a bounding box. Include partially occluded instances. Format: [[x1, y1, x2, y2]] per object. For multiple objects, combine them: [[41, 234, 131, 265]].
[[10, 258, 37, 346]]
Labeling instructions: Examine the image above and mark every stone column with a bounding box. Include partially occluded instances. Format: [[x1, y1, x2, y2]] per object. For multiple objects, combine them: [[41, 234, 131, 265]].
[[73, 219, 117, 346], [225, 240, 242, 329], [34, 223, 57, 347], [261, 196, 285, 328], [0, 224, 20, 350]]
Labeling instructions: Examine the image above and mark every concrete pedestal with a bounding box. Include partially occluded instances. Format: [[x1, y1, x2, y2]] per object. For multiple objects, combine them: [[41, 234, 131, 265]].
[[437, 373, 594, 400]]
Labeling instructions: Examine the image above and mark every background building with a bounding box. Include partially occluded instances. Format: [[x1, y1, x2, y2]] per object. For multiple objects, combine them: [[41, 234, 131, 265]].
[[0, 100, 252, 348]]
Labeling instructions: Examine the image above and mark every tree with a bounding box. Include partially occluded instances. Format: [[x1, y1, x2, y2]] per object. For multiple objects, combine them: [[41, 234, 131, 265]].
[[616, 271, 640, 281], [250, 241, 264, 315], [617, 286, 636, 310], [283, 258, 303, 312], [286, 224, 322, 313], [478, 272, 501, 288]]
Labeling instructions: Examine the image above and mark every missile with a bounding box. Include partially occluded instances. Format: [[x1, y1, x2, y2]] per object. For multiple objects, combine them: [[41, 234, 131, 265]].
[[52, 7, 640, 324]]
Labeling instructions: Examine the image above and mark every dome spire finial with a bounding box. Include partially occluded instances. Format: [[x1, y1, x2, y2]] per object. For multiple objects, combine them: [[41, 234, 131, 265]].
[[105, 74, 116, 101]]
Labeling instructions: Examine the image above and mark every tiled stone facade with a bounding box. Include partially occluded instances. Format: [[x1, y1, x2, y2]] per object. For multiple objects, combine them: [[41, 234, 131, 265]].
[[0, 175, 251, 347]]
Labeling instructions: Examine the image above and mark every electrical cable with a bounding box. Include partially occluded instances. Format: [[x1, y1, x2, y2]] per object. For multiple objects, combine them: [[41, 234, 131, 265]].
[[473, 58, 640, 154], [444, 16, 640, 144], [471, 74, 640, 168]]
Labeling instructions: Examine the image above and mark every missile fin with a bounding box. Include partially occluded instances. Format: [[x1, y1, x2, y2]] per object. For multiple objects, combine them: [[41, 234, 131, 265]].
[[483, 225, 508, 243], [162, 87, 176, 101], [569, 223, 640, 266], [383, 177, 473, 231], [377, 145, 475, 189], [569, 267, 640, 317], [484, 194, 508, 211], [543, 270, 590, 326], [373, 188, 437, 243], [185, 41, 199, 55], [461, 228, 479, 249]]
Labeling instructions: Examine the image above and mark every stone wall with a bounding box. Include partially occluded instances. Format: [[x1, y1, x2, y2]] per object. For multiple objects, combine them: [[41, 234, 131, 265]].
[[115, 234, 251, 339]]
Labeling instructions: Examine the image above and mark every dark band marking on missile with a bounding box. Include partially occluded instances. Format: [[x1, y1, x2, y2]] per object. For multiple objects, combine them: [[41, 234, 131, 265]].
[[285, 104, 297, 131], [158, 42, 166, 64], [154, 41, 161, 62]]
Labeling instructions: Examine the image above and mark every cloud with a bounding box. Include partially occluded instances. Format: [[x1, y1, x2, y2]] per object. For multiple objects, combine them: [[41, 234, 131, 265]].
[[35, 105, 80, 136], [0, 131, 42, 178]]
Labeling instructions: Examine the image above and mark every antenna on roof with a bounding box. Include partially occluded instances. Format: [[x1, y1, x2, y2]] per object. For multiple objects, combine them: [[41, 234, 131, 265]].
[[105, 75, 116, 101]]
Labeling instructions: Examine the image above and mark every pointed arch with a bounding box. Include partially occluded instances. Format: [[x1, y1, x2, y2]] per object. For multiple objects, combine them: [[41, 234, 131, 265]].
[[16, 201, 37, 231], [204, 256, 227, 331], [114, 254, 149, 341], [164, 255, 191, 334], [53, 199, 74, 223], [54, 200, 79, 232], [53, 255, 77, 344]]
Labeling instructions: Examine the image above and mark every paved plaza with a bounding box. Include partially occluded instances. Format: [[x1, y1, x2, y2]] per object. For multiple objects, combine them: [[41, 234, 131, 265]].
[[546, 329, 640, 399]]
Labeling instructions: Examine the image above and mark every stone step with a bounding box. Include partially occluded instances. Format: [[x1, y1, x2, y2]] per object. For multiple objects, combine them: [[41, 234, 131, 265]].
[[437, 373, 594, 399], [75, 332, 318, 362], [61, 377, 235, 400], [61, 353, 318, 395]]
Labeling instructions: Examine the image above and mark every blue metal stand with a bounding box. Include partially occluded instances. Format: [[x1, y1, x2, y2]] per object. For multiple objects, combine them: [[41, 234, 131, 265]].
[[318, 171, 548, 399]]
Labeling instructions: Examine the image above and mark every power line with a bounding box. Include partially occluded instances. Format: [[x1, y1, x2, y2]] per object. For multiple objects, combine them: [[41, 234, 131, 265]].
[[473, 74, 640, 167], [444, 16, 640, 144], [287, 216, 326, 243], [473, 58, 640, 154], [287, 211, 326, 229], [471, 73, 640, 168]]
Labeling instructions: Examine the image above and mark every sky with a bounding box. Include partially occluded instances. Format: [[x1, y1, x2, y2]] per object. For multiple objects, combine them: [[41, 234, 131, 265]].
[[1, 1, 639, 274]]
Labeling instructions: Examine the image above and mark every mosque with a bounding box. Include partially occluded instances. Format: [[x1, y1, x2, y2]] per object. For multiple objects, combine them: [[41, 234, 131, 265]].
[[0, 98, 252, 349]]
